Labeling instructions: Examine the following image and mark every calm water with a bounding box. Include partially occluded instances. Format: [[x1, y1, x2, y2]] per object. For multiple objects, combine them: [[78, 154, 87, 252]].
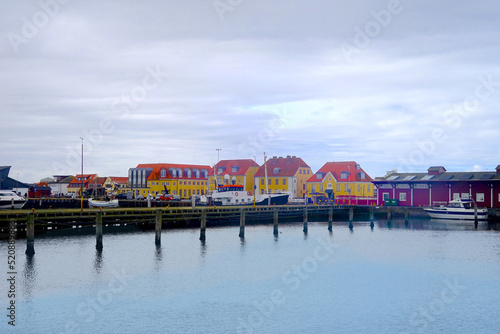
[[1, 219, 500, 334]]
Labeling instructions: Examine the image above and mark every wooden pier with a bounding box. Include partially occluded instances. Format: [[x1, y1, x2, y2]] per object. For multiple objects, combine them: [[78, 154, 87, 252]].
[[1, 204, 489, 254]]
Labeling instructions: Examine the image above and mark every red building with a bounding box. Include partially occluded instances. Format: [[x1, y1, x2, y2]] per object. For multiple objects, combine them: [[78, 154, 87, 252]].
[[372, 165, 500, 208], [28, 182, 52, 198]]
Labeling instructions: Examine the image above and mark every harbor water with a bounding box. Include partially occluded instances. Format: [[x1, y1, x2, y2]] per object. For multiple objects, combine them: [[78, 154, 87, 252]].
[[2, 219, 500, 333]]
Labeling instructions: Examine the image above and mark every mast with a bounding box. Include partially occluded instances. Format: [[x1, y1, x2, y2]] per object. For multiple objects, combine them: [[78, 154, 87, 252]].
[[264, 152, 270, 205]]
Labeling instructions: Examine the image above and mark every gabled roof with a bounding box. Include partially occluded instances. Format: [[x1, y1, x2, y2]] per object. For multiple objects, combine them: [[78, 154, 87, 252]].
[[307, 161, 373, 183], [136, 163, 211, 180], [210, 159, 260, 176], [109, 176, 128, 184], [68, 174, 97, 186], [255, 155, 310, 177]]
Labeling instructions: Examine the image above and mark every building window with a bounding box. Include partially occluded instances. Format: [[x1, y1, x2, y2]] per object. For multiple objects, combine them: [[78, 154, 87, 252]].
[[161, 168, 166, 178], [344, 184, 349, 192], [275, 179, 279, 185], [399, 193, 407, 202], [476, 193, 484, 202], [231, 166, 240, 173], [340, 172, 349, 180], [283, 179, 286, 185], [383, 193, 390, 200], [261, 179, 264, 185], [367, 185, 370, 192], [268, 179, 271, 185], [337, 184, 340, 192], [273, 168, 281, 175]]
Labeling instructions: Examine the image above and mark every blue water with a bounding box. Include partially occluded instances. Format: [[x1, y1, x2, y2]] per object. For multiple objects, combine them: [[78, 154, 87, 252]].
[[2, 220, 500, 334]]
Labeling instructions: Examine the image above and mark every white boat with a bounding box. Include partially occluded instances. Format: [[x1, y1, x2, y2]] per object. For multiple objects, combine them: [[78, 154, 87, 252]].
[[0, 190, 27, 209], [211, 185, 289, 206], [423, 198, 488, 220], [88, 198, 119, 208]]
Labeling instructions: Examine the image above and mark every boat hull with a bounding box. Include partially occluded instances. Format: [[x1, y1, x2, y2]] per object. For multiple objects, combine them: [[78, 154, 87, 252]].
[[88, 199, 119, 208], [424, 208, 488, 220], [0, 200, 26, 209]]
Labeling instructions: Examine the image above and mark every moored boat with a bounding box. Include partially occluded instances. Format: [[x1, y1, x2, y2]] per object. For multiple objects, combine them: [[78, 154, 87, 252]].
[[88, 198, 119, 208], [423, 198, 488, 220], [210, 185, 289, 206], [0, 190, 27, 209]]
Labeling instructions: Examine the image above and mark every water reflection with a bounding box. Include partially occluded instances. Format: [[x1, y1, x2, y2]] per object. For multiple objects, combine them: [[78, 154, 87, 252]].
[[376, 219, 493, 231], [200, 239, 207, 260], [93, 249, 103, 277], [240, 237, 246, 255], [23, 256, 37, 300], [154, 245, 162, 272]]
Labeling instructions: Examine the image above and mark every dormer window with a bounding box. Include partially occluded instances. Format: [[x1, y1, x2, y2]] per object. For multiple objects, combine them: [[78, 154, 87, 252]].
[[160, 168, 166, 178], [358, 172, 365, 179], [218, 166, 226, 174], [273, 168, 281, 175], [316, 173, 324, 180], [231, 166, 240, 173], [201, 169, 208, 178], [340, 172, 349, 180]]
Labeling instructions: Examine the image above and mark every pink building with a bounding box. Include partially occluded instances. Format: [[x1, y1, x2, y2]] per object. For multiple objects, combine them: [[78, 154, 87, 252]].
[[372, 165, 500, 208]]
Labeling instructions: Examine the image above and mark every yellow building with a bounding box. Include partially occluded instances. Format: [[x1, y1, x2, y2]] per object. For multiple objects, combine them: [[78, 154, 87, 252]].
[[306, 161, 375, 204], [209, 159, 260, 193], [103, 176, 128, 195], [129, 163, 210, 199], [254, 155, 312, 199]]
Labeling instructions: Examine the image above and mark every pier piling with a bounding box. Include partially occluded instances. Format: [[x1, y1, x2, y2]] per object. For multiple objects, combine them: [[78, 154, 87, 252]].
[[200, 210, 207, 241], [239, 208, 245, 238], [25, 213, 35, 256], [387, 208, 392, 221], [155, 209, 162, 245], [303, 208, 308, 233], [96, 211, 103, 250], [273, 208, 279, 236], [328, 208, 333, 232]]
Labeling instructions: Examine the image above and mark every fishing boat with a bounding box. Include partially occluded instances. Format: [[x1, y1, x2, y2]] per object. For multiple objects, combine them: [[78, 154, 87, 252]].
[[211, 184, 289, 206], [88, 198, 119, 208], [0, 190, 27, 209], [423, 198, 488, 220]]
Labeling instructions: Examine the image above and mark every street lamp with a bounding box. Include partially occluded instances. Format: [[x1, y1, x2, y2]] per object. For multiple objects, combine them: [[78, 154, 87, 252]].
[[80, 137, 84, 211]]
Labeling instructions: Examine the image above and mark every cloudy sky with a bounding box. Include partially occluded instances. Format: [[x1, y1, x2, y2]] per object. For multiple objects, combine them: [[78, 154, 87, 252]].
[[1, 0, 499, 183]]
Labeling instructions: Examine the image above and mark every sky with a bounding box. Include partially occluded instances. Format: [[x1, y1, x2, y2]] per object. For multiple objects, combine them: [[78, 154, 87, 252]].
[[1, 0, 499, 183]]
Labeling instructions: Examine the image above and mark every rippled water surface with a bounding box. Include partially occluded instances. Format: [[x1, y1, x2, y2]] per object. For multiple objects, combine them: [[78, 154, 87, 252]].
[[2, 219, 500, 334]]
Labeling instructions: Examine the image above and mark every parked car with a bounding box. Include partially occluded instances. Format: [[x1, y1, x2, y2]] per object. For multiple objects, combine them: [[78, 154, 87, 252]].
[[116, 193, 128, 200], [158, 195, 173, 201]]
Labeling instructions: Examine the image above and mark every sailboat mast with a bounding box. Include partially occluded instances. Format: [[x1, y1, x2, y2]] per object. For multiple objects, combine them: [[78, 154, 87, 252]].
[[264, 152, 268, 195]]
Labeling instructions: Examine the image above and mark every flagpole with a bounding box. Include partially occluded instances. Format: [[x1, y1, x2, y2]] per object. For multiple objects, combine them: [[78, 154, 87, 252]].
[[80, 137, 84, 211]]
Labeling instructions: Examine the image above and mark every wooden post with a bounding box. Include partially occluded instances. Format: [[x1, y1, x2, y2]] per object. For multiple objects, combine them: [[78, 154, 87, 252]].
[[328, 207, 333, 232], [200, 210, 206, 241], [239, 208, 245, 238], [349, 207, 354, 221], [273, 208, 278, 236], [370, 206, 374, 221], [155, 209, 162, 245], [303, 208, 308, 233], [387, 208, 392, 221], [96, 210, 103, 250], [25, 213, 35, 256]]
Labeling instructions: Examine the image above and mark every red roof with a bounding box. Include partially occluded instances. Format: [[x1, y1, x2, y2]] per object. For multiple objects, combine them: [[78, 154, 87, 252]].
[[255, 156, 310, 177], [136, 163, 211, 180], [209, 159, 260, 176], [68, 174, 97, 186], [307, 161, 373, 183], [109, 177, 128, 184]]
